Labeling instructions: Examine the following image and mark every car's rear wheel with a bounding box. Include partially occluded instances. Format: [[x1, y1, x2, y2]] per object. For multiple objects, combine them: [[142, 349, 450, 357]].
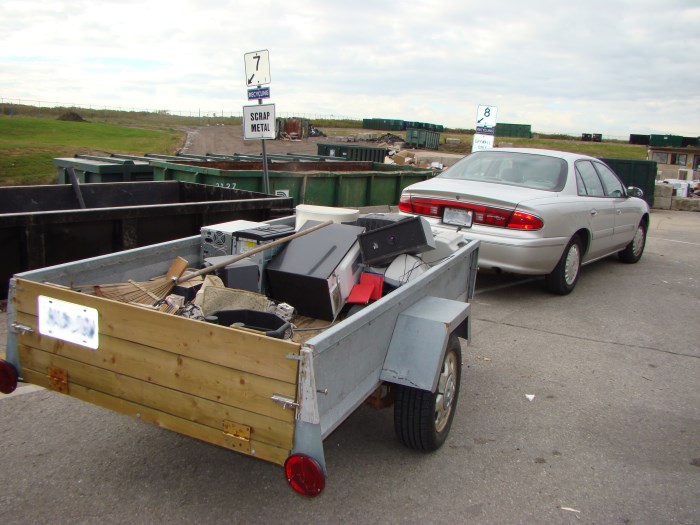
[[545, 235, 582, 295], [618, 221, 647, 264]]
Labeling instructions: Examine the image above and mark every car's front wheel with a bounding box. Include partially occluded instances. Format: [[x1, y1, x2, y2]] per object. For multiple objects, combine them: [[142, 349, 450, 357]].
[[545, 235, 582, 295], [618, 221, 647, 264]]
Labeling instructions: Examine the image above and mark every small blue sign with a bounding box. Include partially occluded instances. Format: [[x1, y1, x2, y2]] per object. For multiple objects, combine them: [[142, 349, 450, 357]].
[[248, 87, 271, 100], [476, 125, 495, 135]]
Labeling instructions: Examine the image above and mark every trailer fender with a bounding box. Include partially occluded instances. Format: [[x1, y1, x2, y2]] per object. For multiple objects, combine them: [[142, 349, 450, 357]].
[[380, 296, 470, 392], [291, 347, 327, 474]]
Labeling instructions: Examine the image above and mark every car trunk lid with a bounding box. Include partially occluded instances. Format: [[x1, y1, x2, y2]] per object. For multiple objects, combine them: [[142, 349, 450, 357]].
[[401, 177, 555, 209]]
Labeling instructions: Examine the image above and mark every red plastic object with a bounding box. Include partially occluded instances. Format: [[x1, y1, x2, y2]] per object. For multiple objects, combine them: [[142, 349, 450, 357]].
[[346, 283, 374, 304], [0, 359, 19, 394], [360, 272, 384, 300], [284, 453, 325, 497]]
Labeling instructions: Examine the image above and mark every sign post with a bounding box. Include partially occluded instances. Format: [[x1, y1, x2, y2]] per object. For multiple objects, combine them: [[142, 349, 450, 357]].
[[243, 49, 272, 193], [471, 105, 498, 152]]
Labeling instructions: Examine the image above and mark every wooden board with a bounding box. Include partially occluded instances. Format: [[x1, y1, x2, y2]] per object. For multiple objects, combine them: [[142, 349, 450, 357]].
[[14, 279, 299, 383], [21, 369, 290, 465], [16, 313, 295, 422], [13, 279, 302, 466]]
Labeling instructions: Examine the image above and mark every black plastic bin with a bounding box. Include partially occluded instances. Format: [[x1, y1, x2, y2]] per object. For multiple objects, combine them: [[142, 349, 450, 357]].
[[206, 310, 291, 339]]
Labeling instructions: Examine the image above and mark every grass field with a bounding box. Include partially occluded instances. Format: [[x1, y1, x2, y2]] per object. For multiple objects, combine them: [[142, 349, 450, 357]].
[[438, 133, 648, 159], [1, 105, 648, 186], [0, 116, 183, 185]]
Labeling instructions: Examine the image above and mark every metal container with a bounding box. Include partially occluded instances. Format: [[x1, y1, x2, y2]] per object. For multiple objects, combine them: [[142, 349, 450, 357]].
[[405, 128, 441, 150], [0, 181, 292, 297], [317, 144, 388, 162], [649, 135, 684, 148], [150, 160, 434, 208], [53, 155, 155, 183], [600, 157, 657, 208], [495, 123, 532, 139]]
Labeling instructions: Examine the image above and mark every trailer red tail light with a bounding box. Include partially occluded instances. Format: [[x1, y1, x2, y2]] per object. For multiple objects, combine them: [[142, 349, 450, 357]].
[[398, 195, 543, 230], [284, 453, 325, 497], [0, 359, 19, 394]]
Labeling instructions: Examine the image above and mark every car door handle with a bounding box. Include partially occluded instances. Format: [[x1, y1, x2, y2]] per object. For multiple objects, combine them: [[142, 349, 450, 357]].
[[590, 209, 598, 216], [616, 209, 622, 215]]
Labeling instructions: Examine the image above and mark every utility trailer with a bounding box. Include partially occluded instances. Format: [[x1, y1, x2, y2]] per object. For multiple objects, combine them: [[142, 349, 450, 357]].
[[1, 217, 479, 496]]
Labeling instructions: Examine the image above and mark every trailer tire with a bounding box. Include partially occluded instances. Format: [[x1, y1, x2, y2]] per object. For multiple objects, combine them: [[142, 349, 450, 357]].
[[393, 334, 462, 452]]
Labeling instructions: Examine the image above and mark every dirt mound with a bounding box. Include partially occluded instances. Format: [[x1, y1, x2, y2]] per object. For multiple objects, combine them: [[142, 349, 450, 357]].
[[57, 111, 87, 122]]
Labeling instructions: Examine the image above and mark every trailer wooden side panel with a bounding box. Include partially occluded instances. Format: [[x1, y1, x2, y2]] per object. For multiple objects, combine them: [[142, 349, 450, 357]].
[[12, 279, 301, 466]]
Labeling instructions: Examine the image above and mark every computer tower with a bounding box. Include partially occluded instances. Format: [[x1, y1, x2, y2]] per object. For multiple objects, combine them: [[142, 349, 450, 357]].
[[357, 216, 435, 265], [265, 223, 365, 320], [200, 220, 268, 259], [233, 224, 296, 293], [202, 256, 260, 292]]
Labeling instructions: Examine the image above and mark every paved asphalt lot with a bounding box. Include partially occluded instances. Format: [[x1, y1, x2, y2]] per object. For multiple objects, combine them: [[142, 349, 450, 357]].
[[1, 209, 698, 524]]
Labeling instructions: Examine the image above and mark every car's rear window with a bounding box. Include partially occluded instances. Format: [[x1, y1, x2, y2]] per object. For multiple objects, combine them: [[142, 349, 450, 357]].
[[439, 151, 568, 191]]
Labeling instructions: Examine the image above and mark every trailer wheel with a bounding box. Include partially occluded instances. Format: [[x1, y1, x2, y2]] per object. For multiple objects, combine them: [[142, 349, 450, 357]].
[[393, 334, 462, 452]]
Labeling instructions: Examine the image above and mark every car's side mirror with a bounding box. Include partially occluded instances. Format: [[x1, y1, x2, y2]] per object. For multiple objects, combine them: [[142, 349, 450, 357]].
[[627, 186, 644, 199]]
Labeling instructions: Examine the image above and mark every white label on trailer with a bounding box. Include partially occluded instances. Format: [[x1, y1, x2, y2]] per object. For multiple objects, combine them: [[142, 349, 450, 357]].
[[38, 296, 99, 350]]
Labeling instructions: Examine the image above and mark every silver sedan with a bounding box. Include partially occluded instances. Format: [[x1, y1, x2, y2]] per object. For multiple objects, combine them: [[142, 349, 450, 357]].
[[398, 148, 650, 294]]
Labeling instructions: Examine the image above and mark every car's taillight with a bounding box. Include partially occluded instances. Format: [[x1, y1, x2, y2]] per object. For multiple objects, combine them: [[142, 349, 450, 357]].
[[284, 453, 325, 497], [507, 211, 544, 230], [0, 359, 19, 394], [397, 196, 543, 230]]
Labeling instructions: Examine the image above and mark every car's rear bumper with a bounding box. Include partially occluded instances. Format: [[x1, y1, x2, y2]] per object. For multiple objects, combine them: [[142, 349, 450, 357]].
[[427, 221, 567, 275]]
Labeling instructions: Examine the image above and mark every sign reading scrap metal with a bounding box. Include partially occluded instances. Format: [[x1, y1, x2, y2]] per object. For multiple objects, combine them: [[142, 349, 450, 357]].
[[243, 103, 276, 140], [472, 105, 498, 152]]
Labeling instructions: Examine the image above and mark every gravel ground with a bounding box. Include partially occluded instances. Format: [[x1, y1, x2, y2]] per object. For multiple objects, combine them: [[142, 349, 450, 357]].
[[181, 125, 343, 156]]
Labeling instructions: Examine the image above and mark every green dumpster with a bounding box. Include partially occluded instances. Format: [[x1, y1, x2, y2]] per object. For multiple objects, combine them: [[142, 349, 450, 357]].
[[649, 135, 684, 148], [150, 160, 434, 207], [53, 155, 155, 183], [317, 144, 388, 162], [405, 128, 441, 150], [600, 157, 657, 208]]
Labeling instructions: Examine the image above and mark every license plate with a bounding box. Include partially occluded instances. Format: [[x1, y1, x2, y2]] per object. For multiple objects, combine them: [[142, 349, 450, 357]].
[[443, 207, 473, 228], [38, 296, 99, 350]]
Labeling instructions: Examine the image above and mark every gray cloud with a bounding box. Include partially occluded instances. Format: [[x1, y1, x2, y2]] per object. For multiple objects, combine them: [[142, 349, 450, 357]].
[[1, 0, 699, 137]]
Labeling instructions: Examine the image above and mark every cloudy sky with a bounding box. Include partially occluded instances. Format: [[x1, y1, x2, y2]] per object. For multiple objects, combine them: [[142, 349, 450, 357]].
[[2, 0, 699, 138]]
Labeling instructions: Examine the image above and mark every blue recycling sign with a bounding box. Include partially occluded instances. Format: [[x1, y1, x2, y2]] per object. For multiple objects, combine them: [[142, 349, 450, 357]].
[[248, 87, 271, 100]]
